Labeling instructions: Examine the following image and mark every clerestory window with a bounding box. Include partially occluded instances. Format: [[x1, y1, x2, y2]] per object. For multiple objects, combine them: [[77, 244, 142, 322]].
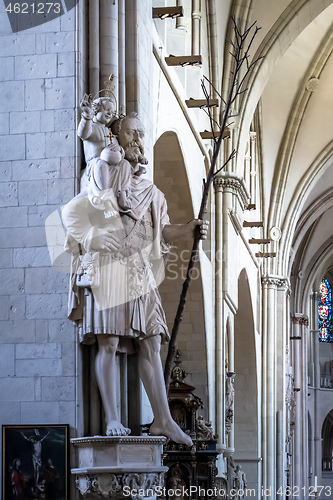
[[319, 278, 333, 343]]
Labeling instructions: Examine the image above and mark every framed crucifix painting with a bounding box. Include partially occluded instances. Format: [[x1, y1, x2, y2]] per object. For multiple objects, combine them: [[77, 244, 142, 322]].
[[2, 424, 69, 500]]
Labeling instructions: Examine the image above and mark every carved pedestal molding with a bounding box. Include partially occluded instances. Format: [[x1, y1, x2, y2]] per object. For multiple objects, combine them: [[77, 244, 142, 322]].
[[75, 472, 165, 499], [213, 174, 250, 210], [71, 436, 168, 499]]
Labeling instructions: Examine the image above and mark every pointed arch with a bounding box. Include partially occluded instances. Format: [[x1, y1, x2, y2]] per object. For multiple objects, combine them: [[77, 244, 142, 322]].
[[154, 131, 210, 411], [234, 268, 260, 491], [322, 410, 333, 471], [280, 141, 333, 277]]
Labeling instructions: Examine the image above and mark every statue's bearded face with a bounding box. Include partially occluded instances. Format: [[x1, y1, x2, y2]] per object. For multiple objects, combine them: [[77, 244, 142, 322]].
[[118, 117, 147, 164], [118, 118, 145, 150]]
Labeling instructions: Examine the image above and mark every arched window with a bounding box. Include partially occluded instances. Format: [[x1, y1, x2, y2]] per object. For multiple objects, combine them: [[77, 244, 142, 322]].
[[322, 410, 333, 470], [318, 278, 333, 343]]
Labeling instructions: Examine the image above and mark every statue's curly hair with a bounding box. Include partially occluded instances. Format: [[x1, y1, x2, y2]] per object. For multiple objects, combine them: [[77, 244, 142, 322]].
[[92, 95, 117, 115], [110, 112, 140, 136]]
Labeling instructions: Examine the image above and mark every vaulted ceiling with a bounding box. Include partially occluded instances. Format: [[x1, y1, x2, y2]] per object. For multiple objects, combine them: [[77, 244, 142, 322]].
[[221, 0, 333, 290]]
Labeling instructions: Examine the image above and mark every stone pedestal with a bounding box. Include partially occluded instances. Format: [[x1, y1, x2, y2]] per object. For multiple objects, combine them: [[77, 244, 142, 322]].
[[71, 436, 168, 499]]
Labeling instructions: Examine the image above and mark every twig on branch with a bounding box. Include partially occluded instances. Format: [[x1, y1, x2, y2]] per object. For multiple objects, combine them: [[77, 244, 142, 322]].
[[214, 150, 237, 176], [200, 79, 220, 142], [203, 75, 226, 104], [164, 17, 262, 392], [201, 108, 220, 134]]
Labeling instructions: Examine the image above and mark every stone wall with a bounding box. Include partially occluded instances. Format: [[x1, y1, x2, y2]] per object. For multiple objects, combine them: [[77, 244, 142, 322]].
[[0, 2, 80, 488]]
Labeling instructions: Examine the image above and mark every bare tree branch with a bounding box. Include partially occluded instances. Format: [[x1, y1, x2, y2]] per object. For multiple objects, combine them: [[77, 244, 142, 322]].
[[201, 79, 218, 142], [164, 17, 263, 392], [213, 149, 237, 176], [201, 108, 220, 131], [203, 75, 225, 103]]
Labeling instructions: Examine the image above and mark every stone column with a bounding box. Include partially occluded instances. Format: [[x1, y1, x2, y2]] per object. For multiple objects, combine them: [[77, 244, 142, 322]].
[[213, 176, 226, 455], [291, 313, 309, 499], [118, 0, 126, 115], [176, 0, 185, 29], [265, 277, 276, 495], [213, 174, 250, 471], [276, 279, 290, 493], [261, 277, 268, 490], [310, 292, 321, 484], [261, 275, 289, 494], [310, 292, 320, 389], [191, 0, 201, 56], [221, 178, 236, 458], [89, 0, 100, 97], [249, 132, 257, 206], [262, 277, 274, 491], [99, 0, 118, 98], [243, 152, 251, 191]]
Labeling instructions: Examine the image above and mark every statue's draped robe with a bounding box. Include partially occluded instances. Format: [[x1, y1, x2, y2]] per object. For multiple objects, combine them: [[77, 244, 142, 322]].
[[62, 175, 170, 353]]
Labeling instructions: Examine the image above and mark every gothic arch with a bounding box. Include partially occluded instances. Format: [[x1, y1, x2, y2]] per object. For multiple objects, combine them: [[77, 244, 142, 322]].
[[322, 410, 333, 471], [292, 188, 333, 265], [281, 141, 333, 277], [297, 235, 333, 311], [233, 268, 260, 491], [154, 131, 209, 410]]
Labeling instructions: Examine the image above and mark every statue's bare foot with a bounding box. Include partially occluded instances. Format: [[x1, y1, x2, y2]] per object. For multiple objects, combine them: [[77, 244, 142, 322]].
[[150, 420, 193, 447], [106, 421, 130, 437]]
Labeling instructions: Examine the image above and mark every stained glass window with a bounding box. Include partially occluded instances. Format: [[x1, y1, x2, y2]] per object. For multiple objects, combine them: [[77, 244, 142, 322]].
[[318, 278, 332, 343]]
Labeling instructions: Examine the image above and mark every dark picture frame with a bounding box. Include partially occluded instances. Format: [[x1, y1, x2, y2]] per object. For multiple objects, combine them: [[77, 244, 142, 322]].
[[2, 424, 69, 500]]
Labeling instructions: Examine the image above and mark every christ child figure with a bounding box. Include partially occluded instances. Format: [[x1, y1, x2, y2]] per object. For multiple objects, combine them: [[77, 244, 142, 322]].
[[78, 93, 133, 215]]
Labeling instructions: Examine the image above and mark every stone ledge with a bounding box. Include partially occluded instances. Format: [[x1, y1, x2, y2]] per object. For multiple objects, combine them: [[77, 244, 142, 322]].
[[71, 435, 167, 469], [72, 466, 168, 474], [71, 435, 167, 446]]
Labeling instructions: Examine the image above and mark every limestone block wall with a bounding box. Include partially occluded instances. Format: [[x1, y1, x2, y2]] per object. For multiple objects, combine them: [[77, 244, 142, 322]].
[[0, 2, 82, 488]]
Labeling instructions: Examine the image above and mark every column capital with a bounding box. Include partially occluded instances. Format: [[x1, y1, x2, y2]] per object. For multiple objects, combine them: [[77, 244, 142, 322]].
[[291, 313, 309, 327], [261, 274, 290, 290], [213, 174, 250, 210]]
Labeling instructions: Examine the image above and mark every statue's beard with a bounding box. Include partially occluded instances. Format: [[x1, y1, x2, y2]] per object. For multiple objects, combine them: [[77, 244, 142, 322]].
[[124, 140, 148, 165]]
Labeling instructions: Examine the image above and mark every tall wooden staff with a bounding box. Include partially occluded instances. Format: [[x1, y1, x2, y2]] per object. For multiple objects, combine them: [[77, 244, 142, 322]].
[[164, 17, 262, 392]]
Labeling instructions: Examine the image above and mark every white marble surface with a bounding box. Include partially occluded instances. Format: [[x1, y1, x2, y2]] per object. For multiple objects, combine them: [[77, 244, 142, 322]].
[[71, 435, 168, 498]]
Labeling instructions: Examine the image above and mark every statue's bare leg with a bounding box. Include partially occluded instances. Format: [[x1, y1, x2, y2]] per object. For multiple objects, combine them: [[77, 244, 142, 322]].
[[95, 335, 130, 436], [138, 335, 193, 446]]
